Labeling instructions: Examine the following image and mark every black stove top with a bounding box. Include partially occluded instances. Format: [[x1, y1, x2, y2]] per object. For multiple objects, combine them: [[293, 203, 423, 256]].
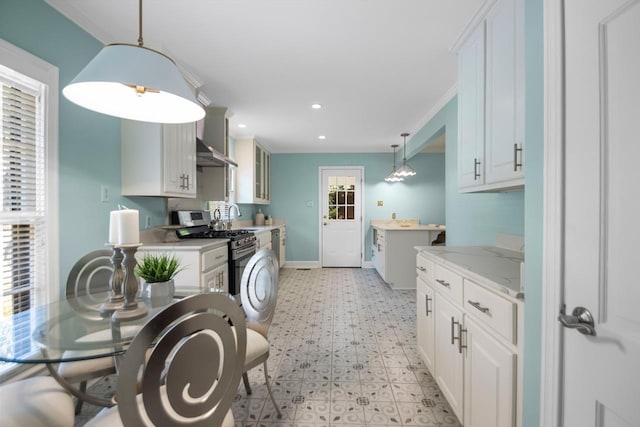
[[176, 225, 254, 241]]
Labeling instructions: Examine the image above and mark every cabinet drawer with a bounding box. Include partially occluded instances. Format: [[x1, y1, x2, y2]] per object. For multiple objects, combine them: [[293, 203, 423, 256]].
[[202, 246, 228, 272], [416, 254, 435, 284], [433, 264, 463, 305], [464, 279, 516, 344]]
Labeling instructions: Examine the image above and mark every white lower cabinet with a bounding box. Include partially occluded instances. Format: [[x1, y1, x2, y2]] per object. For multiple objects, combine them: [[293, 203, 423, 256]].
[[464, 316, 516, 427], [139, 244, 228, 294], [416, 276, 435, 373], [434, 292, 464, 422], [416, 250, 522, 427]]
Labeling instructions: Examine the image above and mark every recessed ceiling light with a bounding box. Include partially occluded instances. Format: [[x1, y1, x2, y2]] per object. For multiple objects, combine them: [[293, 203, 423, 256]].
[[311, 103, 322, 109], [318, 135, 326, 140], [238, 123, 246, 128]]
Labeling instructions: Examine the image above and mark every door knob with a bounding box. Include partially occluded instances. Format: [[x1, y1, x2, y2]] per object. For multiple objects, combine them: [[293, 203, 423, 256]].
[[558, 305, 596, 336]]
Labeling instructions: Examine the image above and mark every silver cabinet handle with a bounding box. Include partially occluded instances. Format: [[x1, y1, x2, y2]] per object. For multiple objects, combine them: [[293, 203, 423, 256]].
[[458, 323, 467, 354], [425, 295, 432, 317], [513, 143, 523, 171], [558, 305, 596, 336], [185, 174, 190, 190], [468, 300, 490, 315], [451, 317, 459, 345], [474, 158, 481, 180], [436, 279, 450, 288]]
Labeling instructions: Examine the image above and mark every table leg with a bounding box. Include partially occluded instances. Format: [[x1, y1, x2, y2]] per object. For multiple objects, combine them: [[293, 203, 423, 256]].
[[41, 351, 115, 408]]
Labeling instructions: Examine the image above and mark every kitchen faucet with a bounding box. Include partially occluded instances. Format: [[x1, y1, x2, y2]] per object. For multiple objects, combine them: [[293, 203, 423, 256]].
[[227, 203, 241, 229]]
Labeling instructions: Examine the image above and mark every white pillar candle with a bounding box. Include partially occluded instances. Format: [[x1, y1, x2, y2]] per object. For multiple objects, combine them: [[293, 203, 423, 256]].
[[118, 209, 139, 245], [109, 210, 120, 244]]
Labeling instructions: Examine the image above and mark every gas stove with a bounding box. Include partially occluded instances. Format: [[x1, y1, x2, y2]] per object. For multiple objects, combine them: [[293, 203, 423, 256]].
[[175, 225, 256, 250]]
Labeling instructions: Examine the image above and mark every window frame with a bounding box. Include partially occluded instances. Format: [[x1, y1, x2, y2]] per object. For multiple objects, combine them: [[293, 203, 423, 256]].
[[0, 39, 59, 306]]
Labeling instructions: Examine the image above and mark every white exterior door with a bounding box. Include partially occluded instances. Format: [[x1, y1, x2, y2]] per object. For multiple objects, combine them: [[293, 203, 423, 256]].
[[320, 167, 362, 267], [559, 0, 640, 425]]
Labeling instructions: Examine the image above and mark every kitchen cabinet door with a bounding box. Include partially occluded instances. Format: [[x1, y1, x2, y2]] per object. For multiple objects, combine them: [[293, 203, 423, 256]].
[[484, 0, 524, 185], [457, 23, 486, 190], [417, 276, 436, 374], [236, 138, 270, 204], [122, 121, 196, 197], [464, 316, 516, 427], [434, 292, 464, 424], [202, 263, 228, 293]]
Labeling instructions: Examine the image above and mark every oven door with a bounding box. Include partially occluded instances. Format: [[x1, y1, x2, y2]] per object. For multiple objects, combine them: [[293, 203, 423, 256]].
[[229, 245, 256, 296]]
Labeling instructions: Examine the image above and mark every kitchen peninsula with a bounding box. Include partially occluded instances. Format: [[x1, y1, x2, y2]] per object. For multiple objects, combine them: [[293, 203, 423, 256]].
[[371, 219, 444, 289]]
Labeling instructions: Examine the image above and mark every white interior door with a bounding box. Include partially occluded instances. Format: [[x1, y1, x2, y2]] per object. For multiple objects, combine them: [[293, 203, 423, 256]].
[[561, 0, 640, 425], [320, 168, 362, 267]]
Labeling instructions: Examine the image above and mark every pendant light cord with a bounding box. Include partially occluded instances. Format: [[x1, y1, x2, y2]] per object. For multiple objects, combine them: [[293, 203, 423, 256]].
[[138, 0, 144, 46], [401, 133, 409, 162]]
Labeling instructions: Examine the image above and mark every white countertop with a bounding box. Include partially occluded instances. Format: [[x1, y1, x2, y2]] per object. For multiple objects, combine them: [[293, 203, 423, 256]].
[[140, 239, 229, 251], [416, 246, 524, 299], [371, 219, 445, 231]]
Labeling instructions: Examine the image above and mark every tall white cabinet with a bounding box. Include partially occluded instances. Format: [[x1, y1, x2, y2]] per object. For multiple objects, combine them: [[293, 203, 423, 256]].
[[452, 0, 524, 193], [121, 120, 196, 197]]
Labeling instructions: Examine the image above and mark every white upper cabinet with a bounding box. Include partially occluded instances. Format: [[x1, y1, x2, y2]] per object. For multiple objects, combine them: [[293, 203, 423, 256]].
[[457, 24, 486, 189], [236, 138, 270, 205], [121, 120, 196, 198], [453, 0, 524, 192]]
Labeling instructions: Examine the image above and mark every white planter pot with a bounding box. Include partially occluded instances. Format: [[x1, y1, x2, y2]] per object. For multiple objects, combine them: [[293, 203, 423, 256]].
[[142, 279, 175, 307]]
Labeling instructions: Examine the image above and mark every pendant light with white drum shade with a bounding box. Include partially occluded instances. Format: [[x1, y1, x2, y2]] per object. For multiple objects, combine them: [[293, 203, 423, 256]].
[[395, 132, 416, 177], [63, 0, 205, 124]]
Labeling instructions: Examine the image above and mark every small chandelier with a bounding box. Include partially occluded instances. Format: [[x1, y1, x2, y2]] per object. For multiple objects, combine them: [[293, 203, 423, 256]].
[[63, 0, 205, 124], [385, 144, 404, 182], [395, 132, 416, 177]]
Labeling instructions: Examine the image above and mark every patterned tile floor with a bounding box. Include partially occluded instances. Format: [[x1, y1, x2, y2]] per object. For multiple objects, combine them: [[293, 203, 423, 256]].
[[76, 267, 460, 427], [232, 267, 460, 427]]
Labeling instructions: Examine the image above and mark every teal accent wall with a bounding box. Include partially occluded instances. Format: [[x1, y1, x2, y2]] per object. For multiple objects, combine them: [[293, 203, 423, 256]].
[[0, 0, 167, 291], [407, 97, 525, 246], [266, 153, 446, 262], [522, 0, 543, 425]]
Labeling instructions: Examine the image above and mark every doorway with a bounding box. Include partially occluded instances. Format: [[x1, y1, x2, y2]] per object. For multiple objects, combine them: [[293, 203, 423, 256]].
[[319, 167, 363, 267]]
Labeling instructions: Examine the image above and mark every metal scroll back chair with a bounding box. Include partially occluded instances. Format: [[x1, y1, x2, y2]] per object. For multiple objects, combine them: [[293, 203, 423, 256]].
[[86, 292, 247, 427], [57, 249, 118, 413], [239, 248, 282, 418]]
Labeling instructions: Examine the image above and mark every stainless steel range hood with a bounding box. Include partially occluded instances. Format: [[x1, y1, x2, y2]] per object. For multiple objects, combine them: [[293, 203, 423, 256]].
[[196, 138, 237, 167]]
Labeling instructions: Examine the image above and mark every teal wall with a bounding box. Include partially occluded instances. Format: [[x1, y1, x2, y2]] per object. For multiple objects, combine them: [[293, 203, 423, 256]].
[[407, 97, 525, 246], [522, 0, 543, 425], [266, 153, 446, 262], [0, 0, 168, 291]]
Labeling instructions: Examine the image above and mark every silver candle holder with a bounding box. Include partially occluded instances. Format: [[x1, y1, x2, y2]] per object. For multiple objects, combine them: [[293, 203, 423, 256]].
[[100, 245, 125, 315], [112, 243, 148, 321]]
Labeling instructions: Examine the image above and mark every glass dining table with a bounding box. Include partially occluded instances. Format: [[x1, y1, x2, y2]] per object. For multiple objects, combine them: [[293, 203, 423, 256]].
[[0, 288, 225, 407]]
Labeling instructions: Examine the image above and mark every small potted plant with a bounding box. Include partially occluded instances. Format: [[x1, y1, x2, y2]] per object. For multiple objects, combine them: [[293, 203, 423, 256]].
[[135, 253, 183, 307]]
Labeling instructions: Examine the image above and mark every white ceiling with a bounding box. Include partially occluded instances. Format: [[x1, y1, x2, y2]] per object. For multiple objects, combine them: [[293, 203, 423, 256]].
[[45, 0, 483, 154]]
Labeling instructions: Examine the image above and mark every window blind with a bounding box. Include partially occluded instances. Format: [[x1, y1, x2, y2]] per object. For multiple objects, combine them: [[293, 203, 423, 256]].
[[0, 79, 47, 316]]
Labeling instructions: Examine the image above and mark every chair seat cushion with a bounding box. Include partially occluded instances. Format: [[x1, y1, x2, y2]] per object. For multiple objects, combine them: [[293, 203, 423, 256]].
[[245, 328, 269, 367], [0, 376, 74, 427], [85, 391, 235, 427], [57, 350, 116, 379]]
